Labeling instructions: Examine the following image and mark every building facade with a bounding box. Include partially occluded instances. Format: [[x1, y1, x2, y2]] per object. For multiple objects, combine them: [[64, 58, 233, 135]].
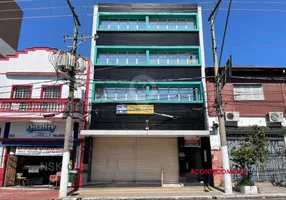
[[206, 66, 286, 185], [0, 0, 23, 57], [0, 48, 90, 187], [81, 3, 211, 186]]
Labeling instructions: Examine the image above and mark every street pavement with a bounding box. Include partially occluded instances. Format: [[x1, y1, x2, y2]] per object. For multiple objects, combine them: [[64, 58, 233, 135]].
[[0, 183, 285, 200]]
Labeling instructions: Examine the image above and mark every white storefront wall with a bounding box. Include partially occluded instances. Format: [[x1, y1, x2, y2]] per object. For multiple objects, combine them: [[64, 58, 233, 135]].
[[208, 116, 286, 150]]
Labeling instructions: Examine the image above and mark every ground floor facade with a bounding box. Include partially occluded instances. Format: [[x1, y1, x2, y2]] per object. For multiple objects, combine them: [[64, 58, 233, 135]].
[[209, 116, 286, 185], [0, 121, 84, 188], [82, 134, 212, 186]]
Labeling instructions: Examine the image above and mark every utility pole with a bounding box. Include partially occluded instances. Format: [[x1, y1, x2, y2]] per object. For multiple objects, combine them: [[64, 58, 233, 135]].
[[59, 0, 81, 198], [208, 0, 233, 194]]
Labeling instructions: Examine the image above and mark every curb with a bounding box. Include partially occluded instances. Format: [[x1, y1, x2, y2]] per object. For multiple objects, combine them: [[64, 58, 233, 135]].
[[61, 193, 286, 200]]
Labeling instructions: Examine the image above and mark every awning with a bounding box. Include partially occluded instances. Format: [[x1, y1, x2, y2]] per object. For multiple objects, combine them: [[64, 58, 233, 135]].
[[80, 130, 210, 137]]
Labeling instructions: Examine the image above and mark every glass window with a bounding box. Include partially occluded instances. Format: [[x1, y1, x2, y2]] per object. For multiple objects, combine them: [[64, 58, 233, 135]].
[[127, 88, 137, 100], [168, 54, 177, 64], [169, 88, 179, 100], [118, 19, 128, 29], [98, 54, 108, 64], [179, 88, 189, 100], [150, 54, 158, 64], [128, 20, 138, 29], [137, 54, 146, 64], [158, 19, 167, 30], [159, 88, 169, 100], [149, 19, 158, 29], [109, 20, 118, 29], [42, 86, 60, 99], [158, 53, 168, 64], [137, 87, 146, 100], [178, 53, 188, 64], [177, 20, 186, 29], [186, 19, 195, 29], [167, 20, 176, 29], [117, 88, 126, 100], [108, 53, 117, 64], [138, 20, 145, 29], [117, 53, 127, 64], [100, 20, 109, 29], [189, 54, 198, 64], [149, 87, 159, 100], [106, 88, 116, 100], [13, 86, 31, 99], [127, 53, 137, 64], [96, 87, 104, 100], [233, 84, 264, 100]]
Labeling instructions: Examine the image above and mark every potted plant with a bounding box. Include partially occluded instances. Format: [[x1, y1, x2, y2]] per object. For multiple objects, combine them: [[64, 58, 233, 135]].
[[231, 126, 269, 194]]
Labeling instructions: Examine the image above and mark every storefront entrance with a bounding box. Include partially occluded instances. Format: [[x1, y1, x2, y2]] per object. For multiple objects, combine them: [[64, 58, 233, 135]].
[[178, 137, 210, 185], [4, 147, 64, 186]]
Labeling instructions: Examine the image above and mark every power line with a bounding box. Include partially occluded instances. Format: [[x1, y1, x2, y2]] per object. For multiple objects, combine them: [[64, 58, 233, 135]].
[[218, 0, 232, 68], [3, 7, 286, 21], [0, 0, 53, 3]]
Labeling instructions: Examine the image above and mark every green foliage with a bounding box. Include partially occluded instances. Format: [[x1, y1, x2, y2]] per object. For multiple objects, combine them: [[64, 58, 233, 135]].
[[231, 126, 269, 186]]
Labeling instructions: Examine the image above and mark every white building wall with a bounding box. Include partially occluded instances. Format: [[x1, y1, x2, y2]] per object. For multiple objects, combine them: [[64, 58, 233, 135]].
[[0, 49, 87, 99], [208, 116, 286, 150], [198, 6, 209, 131]]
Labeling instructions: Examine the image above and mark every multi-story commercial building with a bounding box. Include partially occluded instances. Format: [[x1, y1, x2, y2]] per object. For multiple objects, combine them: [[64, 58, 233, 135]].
[[206, 66, 286, 185], [81, 3, 211, 186], [0, 48, 90, 187], [0, 0, 23, 57]]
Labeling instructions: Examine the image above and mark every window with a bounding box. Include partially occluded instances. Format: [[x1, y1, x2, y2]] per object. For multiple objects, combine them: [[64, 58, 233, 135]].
[[148, 18, 196, 30], [99, 19, 145, 30], [42, 86, 61, 99], [12, 86, 31, 99], [97, 52, 146, 65], [11, 86, 32, 110], [95, 85, 201, 102], [149, 52, 198, 65], [233, 84, 264, 100]]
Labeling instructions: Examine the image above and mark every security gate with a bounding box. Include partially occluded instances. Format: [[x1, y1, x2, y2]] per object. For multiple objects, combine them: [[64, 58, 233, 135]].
[[227, 134, 286, 183]]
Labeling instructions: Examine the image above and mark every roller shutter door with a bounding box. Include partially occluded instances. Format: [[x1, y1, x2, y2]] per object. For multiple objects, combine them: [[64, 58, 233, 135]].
[[91, 137, 178, 183]]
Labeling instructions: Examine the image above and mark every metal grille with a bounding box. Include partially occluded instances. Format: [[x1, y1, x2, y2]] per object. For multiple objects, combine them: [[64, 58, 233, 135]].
[[42, 86, 60, 99], [227, 134, 286, 183], [13, 87, 31, 99]]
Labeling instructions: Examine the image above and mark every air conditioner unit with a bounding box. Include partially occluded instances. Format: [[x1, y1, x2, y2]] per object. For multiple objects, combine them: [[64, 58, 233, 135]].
[[268, 112, 284, 122], [225, 112, 240, 122]]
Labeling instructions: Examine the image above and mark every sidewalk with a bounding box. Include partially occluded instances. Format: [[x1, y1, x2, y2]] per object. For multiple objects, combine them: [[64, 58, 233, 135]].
[[0, 183, 285, 200], [0, 187, 73, 200], [63, 183, 286, 200]]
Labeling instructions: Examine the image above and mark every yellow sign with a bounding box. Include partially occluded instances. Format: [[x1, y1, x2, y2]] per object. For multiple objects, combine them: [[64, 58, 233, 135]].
[[116, 105, 154, 115], [127, 105, 154, 115]]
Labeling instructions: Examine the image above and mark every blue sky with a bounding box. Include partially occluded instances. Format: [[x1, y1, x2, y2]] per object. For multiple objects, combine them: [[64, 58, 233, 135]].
[[13, 0, 286, 67]]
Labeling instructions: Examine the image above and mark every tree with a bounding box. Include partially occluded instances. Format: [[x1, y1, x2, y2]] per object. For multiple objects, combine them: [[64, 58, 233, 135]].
[[231, 126, 269, 186]]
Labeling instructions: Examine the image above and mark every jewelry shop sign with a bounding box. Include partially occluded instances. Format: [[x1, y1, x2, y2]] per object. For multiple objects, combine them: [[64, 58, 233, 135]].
[[15, 147, 64, 156]]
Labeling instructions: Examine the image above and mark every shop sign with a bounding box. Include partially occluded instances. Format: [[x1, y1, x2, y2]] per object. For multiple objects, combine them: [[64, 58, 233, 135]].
[[25, 124, 56, 137], [15, 147, 63, 156], [27, 124, 56, 133], [116, 105, 154, 115], [184, 137, 201, 148]]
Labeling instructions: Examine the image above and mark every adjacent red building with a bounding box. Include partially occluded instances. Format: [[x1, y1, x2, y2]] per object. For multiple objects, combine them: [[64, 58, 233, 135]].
[[206, 66, 286, 185]]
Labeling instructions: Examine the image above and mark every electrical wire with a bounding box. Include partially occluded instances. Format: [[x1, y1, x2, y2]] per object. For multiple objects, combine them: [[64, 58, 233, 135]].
[[3, 7, 286, 21], [218, 0, 232, 68]]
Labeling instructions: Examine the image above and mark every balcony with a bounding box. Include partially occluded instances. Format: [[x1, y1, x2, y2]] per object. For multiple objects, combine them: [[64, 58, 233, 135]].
[[0, 99, 84, 119]]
